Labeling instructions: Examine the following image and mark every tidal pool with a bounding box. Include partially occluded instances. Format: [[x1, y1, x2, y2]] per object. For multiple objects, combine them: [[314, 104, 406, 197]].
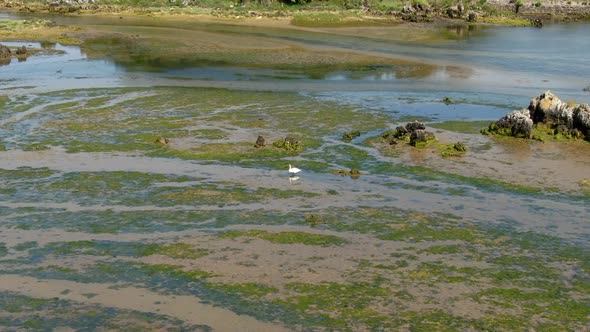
[[0, 12, 589, 331]]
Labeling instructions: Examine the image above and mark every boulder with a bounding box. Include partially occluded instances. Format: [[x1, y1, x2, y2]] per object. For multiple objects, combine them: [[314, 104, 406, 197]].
[[15, 46, 27, 56], [528, 90, 574, 127], [255, 135, 266, 148], [405, 121, 426, 132], [467, 11, 477, 22], [493, 108, 533, 138], [573, 103, 590, 137], [410, 129, 436, 146]]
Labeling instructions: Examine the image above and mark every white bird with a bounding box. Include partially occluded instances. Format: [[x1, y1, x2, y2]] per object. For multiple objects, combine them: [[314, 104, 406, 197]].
[[288, 164, 301, 175]]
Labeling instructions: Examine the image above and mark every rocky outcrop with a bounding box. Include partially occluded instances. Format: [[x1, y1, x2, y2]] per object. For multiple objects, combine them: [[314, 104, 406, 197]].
[[484, 91, 590, 141], [489, 108, 534, 138], [382, 121, 436, 147], [410, 129, 436, 146], [528, 90, 573, 126], [573, 103, 590, 137]]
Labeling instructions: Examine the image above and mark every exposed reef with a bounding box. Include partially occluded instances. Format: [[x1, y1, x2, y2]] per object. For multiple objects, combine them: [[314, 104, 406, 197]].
[[482, 91, 590, 141]]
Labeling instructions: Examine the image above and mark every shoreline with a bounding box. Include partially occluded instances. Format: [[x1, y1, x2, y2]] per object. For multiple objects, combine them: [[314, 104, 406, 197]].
[[1, 0, 589, 28]]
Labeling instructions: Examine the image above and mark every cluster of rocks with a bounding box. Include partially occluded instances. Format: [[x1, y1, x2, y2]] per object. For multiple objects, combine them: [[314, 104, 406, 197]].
[[383, 121, 436, 147], [0, 43, 28, 65], [484, 91, 590, 140], [255, 135, 302, 152]]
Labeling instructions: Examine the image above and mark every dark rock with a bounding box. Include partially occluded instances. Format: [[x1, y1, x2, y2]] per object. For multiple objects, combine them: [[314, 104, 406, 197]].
[[392, 126, 408, 138], [467, 11, 477, 22], [554, 124, 570, 136], [284, 136, 299, 146], [405, 121, 426, 132], [410, 129, 436, 146], [255, 135, 266, 148], [254, 135, 266, 148], [573, 103, 590, 138], [446, 6, 461, 18], [531, 18, 543, 27], [0, 44, 11, 59], [15, 46, 27, 55]]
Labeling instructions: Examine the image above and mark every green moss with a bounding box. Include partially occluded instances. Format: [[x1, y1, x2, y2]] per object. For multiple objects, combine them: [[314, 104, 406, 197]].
[[422, 245, 462, 254], [141, 243, 209, 259], [430, 121, 492, 134], [379, 223, 479, 243], [440, 142, 468, 157], [342, 130, 361, 142], [277, 282, 392, 329], [206, 282, 279, 298], [218, 230, 347, 246]]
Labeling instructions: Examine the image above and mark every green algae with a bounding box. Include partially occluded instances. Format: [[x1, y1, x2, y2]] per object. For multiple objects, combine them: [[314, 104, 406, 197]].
[[439, 142, 468, 157], [219, 230, 347, 246], [206, 282, 279, 298], [429, 120, 490, 134], [0, 292, 211, 331], [276, 282, 392, 330], [142, 243, 209, 259], [8, 86, 389, 158]]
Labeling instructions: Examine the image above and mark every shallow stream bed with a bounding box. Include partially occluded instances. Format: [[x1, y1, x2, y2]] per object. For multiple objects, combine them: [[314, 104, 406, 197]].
[[0, 12, 589, 331]]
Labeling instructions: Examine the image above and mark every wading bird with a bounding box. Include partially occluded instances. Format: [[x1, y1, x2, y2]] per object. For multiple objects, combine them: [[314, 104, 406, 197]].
[[288, 164, 301, 175]]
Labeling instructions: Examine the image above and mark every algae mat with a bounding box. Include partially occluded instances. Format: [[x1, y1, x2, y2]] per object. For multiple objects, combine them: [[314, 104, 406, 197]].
[[0, 85, 588, 331]]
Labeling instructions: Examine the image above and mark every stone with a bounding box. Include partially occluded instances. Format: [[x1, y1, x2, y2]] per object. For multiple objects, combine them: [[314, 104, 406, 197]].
[[405, 121, 426, 132], [410, 129, 436, 146], [528, 90, 574, 127], [573, 103, 590, 138], [255, 135, 266, 148], [494, 108, 534, 138]]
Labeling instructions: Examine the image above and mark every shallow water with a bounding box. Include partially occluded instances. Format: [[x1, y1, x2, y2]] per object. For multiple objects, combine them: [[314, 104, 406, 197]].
[[1, 12, 589, 331]]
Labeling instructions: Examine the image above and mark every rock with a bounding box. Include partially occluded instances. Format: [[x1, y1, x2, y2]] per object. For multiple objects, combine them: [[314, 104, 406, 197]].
[[493, 108, 534, 138], [573, 103, 590, 138], [154, 137, 170, 145], [467, 11, 477, 22], [0, 44, 11, 59], [446, 6, 461, 18], [15, 46, 27, 55], [528, 90, 574, 127], [405, 121, 426, 132], [342, 130, 361, 142], [254, 135, 266, 148], [531, 18, 543, 27], [410, 129, 436, 146]]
